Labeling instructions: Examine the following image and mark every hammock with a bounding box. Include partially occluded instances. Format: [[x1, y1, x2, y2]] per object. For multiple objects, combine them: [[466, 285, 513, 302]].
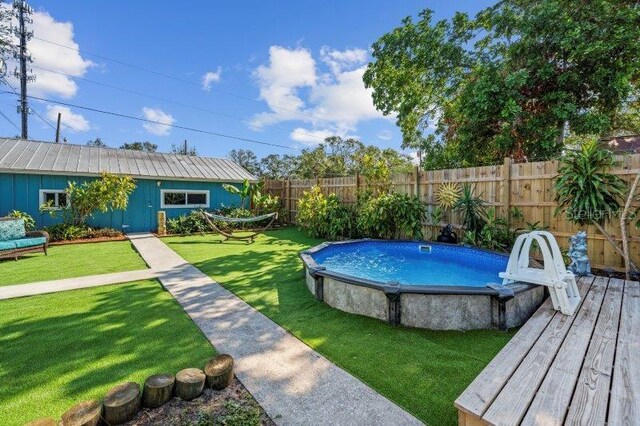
[[202, 211, 278, 243]]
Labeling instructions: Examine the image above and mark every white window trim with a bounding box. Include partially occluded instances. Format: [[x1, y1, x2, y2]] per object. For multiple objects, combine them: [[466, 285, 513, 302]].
[[39, 189, 70, 210], [160, 189, 210, 209]]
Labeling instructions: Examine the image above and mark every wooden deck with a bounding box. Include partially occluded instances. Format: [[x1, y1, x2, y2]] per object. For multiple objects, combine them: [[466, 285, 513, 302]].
[[455, 276, 639, 426]]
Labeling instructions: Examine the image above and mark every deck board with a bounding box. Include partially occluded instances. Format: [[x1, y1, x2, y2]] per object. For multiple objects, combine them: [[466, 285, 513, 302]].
[[608, 280, 640, 425], [565, 278, 624, 426], [521, 276, 607, 425], [481, 277, 595, 425], [454, 294, 556, 417], [457, 276, 640, 426]]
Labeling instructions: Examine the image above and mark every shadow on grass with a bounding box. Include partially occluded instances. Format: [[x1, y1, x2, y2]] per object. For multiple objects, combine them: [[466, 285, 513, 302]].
[[165, 229, 516, 424], [0, 279, 214, 425]]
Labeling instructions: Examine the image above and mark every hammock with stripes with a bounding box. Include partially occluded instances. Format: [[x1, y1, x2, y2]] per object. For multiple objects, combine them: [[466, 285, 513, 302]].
[[202, 211, 278, 243]]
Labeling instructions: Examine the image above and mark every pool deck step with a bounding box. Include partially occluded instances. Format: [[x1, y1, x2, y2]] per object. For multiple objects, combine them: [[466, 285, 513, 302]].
[[128, 233, 423, 426], [455, 275, 640, 426]]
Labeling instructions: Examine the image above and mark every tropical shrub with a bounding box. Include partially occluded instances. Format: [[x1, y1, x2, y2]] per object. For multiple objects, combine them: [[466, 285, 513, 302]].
[[6, 210, 35, 231], [453, 183, 486, 242], [297, 186, 355, 239], [166, 210, 210, 235], [41, 172, 136, 226], [44, 223, 123, 242], [554, 138, 638, 276], [357, 192, 425, 239], [554, 139, 625, 225], [252, 192, 280, 214]]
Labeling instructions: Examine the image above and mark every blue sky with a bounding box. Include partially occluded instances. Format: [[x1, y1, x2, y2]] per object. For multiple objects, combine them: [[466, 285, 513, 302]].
[[0, 1, 493, 159]]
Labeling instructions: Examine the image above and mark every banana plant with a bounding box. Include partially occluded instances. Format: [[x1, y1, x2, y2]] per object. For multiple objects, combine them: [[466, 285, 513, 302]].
[[222, 179, 264, 210]]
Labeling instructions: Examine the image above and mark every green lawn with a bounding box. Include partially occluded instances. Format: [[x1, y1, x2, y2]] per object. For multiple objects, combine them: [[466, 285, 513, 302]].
[[165, 229, 515, 425], [0, 241, 148, 286], [0, 279, 214, 425]]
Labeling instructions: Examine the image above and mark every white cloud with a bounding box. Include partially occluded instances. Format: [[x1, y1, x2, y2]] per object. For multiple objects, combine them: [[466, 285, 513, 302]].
[[289, 128, 334, 145], [142, 107, 175, 136], [378, 130, 393, 141], [202, 67, 222, 90], [2, 5, 93, 98], [251, 46, 385, 143], [46, 105, 90, 132], [310, 66, 383, 130], [251, 46, 317, 129], [320, 46, 367, 74]]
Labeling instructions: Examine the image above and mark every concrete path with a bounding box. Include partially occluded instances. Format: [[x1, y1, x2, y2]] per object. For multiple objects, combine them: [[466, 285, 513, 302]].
[[128, 233, 422, 426], [0, 268, 160, 300]]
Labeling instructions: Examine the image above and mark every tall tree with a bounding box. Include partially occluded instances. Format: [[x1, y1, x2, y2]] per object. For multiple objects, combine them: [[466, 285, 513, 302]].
[[119, 141, 158, 152], [228, 149, 261, 176], [86, 138, 108, 148], [323, 136, 365, 176], [364, 1, 640, 167]]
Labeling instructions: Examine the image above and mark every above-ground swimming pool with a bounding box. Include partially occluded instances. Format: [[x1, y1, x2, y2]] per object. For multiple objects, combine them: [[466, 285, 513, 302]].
[[300, 240, 545, 330]]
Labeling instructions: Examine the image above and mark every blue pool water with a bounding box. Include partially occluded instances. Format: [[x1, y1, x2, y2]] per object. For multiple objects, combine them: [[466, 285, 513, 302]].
[[310, 241, 509, 287]]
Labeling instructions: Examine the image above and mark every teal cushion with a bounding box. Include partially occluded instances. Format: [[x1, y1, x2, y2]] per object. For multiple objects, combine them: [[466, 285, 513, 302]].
[[0, 240, 17, 250], [13, 237, 46, 249], [0, 219, 26, 242]]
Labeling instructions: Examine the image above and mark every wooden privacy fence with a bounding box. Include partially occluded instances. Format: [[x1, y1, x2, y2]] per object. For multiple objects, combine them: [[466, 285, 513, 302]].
[[264, 154, 640, 271]]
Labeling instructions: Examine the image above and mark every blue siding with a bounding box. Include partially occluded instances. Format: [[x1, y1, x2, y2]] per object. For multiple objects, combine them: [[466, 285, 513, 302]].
[[0, 173, 242, 232]]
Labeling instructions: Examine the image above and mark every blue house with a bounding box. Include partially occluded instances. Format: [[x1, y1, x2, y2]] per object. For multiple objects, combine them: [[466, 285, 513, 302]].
[[0, 138, 257, 232]]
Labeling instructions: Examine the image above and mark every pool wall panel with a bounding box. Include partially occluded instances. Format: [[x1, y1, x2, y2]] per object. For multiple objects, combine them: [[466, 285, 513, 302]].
[[323, 277, 388, 322], [401, 294, 493, 330]]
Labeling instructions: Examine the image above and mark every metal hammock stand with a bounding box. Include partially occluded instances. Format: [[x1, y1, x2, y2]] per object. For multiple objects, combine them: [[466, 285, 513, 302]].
[[202, 211, 278, 243]]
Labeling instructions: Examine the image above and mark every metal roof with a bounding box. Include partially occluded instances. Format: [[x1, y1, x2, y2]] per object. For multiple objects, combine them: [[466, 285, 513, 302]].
[[0, 138, 257, 182]]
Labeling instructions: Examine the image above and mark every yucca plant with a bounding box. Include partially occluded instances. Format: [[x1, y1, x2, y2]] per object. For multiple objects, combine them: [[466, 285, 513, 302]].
[[453, 183, 486, 241], [554, 138, 637, 277]]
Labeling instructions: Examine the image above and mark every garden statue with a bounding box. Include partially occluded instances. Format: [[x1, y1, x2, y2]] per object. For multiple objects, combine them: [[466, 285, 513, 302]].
[[568, 231, 591, 276], [436, 224, 457, 244]]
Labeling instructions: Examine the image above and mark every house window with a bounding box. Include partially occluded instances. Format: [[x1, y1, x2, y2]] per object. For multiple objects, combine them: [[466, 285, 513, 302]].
[[160, 189, 209, 208], [39, 189, 70, 209]]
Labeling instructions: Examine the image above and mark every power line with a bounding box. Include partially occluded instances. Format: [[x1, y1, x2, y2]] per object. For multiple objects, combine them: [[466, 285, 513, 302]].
[[15, 61, 326, 142], [2, 76, 69, 138], [32, 35, 329, 123], [25, 94, 299, 151], [0, 109, 20, 132]]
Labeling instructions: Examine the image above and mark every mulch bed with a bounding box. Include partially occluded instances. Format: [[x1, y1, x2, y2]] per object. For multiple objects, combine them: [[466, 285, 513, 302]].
[[125, 378, 274, 426], [49, 236, 128, 246]]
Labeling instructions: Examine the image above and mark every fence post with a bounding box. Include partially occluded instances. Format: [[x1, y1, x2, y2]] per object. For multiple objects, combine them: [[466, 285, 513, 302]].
[[355, 172, 360, 193], [414, 165, 421, 199], [285, 178, 291, 221], [502, 157, 511, 220]]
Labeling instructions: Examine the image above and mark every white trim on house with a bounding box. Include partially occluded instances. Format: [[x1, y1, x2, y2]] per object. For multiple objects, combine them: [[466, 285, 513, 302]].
[[39, 189, 70, 210], [160, 189, 210, 209]]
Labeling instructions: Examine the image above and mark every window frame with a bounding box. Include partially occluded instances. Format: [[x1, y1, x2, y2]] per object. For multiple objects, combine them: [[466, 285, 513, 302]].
[[160, 189, 210, 209], [39, 189, 70, 210]]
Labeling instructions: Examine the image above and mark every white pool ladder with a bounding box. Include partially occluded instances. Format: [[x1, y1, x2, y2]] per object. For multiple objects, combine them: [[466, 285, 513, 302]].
[[499, 231, 581, 315]]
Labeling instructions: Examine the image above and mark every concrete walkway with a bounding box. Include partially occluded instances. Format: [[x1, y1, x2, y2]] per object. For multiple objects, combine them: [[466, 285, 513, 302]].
[[128, 233, 422, 426], [0, 268, 160, 300]]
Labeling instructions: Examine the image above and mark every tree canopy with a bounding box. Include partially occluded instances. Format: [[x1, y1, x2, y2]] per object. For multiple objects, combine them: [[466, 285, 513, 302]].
[[119, 141, 158, 152], [229, 136, 414, 179], [364, 0, 640, 168], [86, 138, 108, 148]]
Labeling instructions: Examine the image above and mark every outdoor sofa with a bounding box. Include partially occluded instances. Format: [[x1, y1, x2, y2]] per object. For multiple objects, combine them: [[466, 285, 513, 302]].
[[0, 218, 49, 260]]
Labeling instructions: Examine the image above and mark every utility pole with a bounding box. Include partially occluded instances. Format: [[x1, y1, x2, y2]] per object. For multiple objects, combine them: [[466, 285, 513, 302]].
[[12, 0, 35, 140], [183, 139, 188, 155], [55, 112, 61, 143]]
